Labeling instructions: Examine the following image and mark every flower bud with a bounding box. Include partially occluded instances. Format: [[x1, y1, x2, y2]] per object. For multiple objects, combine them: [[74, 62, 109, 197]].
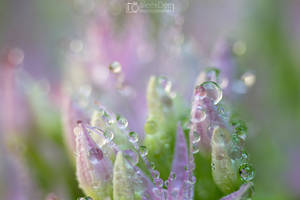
[[113, 151, 135, 199], [211, 126, 241, 194], [75, 123, 113, 199]]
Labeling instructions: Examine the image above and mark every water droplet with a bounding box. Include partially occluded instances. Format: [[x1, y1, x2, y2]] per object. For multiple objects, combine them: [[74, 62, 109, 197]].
[[241, 152, 248, 161], [116, 115, 128, 129], [128, 131, 138, 143], [109, 61, 122, 73], [154, 178, 163, 187], [232, 134, 241, 144], [86, 127, 106, 147], [139, 146, 148, 157], [158, 76, 171, 92], [123, 149, 139, 165], [183, 120, 192, 132], [201, 81, 222, 104], [88, 147, 103, 164], [170, 171, 176, 180], [192, 142, 200, 154], [144, 120, 158, 135], [211, 162, 216, 170], [236, 130, 247, 141], [191, 176, 196, 184], [239, 163, 255, 182], [164, 180, 169, 187], [192, 131, 201, 144], [185, 176, 196, 185], [232, 120, 247, 130], [191, 106, 206, 123], [103, 130, 114, 142], [100, 110, 114, 125]]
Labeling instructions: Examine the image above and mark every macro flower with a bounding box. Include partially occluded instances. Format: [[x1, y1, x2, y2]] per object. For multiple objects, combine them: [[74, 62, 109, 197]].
[[67, 65, 254, 200]]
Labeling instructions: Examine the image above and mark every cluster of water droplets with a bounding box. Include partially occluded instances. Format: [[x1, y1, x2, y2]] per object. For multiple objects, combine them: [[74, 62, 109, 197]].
[[189, 68, 224, 156], [229, 119, 255, 182], [81, 106, 180, 199]]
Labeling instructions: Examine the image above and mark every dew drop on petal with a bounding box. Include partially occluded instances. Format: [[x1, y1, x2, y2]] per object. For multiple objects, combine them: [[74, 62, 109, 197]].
[[158, 76, 172, 92], [200, 81, 223, 105], [139, 145, 148, 157], [88, 147, 103, 164], [211, 162, 216, 170], [237, 130, 247, 141], [241, 152, 248, 161], [123, 149, 139, 166], [103, 130, 114, 142], [154, 178, 163, 187], [239, 163, 255, 182], [102, 111, 114, 126], [86, 127, 107, 147], [170, 171, 176, 180], [128, 131, 138, 143], [116, 115, 128, 129], [192, 142, 200, 154], [191, 176, 196, 184], [164, 180, 169, 187], [109, 61, 122, 73], [192, 131, 201, 144]]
